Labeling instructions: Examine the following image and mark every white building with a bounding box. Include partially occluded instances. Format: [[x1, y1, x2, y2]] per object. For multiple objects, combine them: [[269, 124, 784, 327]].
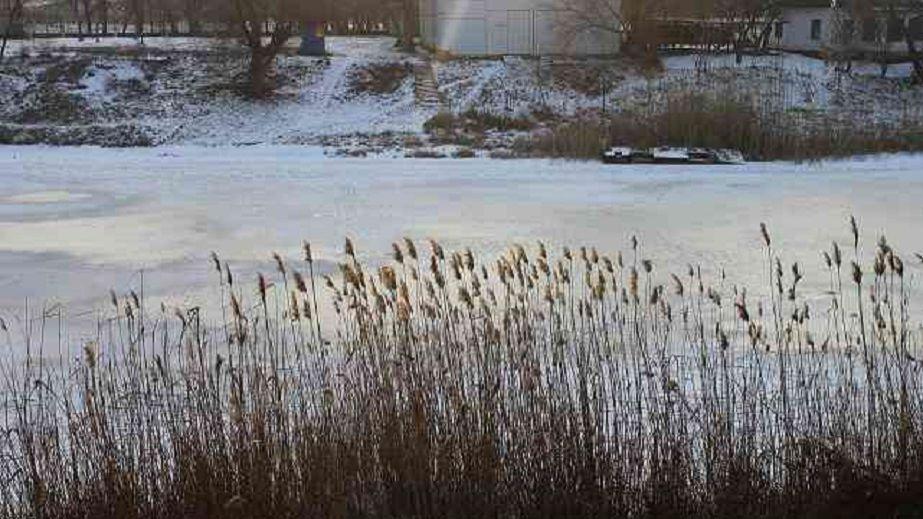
[[418, 0, 621, 56], [776, 0, 834, 52], [776, 0, 923, 55]]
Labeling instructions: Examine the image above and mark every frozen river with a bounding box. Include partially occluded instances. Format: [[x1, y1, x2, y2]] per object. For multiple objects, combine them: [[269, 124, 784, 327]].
[[2, 145, 923, 337]]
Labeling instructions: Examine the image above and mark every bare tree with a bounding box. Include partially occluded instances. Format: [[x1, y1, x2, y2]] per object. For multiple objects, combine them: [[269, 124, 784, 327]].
[[399, 0, 415, 49], [557, 0, 625, 55], [857, 0, 923, 82], [78, 0, 95, 37], [184, 0, 204, 34], [829, 2, 857, 71], [228, 0, 314, 97], [323, 0, 401, 36], [130, 0, 145, 41], [720, 0, 781, 53], [897, 1, 923, 82], [1, 0, 24, 60], [558, 0, 777, 60], [99, 0, 109, 33]]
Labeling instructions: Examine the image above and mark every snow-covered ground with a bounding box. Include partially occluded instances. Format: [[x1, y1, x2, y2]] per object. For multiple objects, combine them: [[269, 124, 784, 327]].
[[1, 37, 432, 147], [3, 36, 923, 150], [435, 51, 923, 125], [1, 36, 256, 54], [2, 145, 923, 345], [174, 38, 428, 145]]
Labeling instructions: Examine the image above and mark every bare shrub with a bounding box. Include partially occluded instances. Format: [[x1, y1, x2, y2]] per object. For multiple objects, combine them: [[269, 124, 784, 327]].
[[424, 109, 535, 134]]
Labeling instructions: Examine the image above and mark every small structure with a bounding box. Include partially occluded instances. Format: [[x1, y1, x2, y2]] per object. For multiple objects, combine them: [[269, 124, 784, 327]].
[[298, 21, 327, 56], [775, 0, 835, 53], [417, 0, 621, 56], [602, 146, 745, 165]]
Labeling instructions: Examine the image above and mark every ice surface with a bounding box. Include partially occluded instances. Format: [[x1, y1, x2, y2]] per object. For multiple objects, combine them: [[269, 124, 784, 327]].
[[2, 145, 923, 343]]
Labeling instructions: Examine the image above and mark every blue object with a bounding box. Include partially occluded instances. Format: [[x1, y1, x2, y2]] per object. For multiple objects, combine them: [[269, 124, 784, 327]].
[[298, 21, 326, 56]]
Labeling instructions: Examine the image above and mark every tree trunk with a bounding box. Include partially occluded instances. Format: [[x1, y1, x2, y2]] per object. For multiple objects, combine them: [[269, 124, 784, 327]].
[[400, 0, 416, 50], [249, 49, 272, 98], [1, 0, 23, 59], [101, 0, 108, 35], [0, 27, 9, 60], [134, 0, 144, 44], [186, 0, 201, 35], [905, 31, 923, 84], [84, 5, 93, 38]]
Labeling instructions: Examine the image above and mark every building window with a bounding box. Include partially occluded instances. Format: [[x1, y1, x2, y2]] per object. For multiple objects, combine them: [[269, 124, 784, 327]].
[[862, 18, 878, 42], [775, 22, 784, 39], [811, 19, 822, 41]]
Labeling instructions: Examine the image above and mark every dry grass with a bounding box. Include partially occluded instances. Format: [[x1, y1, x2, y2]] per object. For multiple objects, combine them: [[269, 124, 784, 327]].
[[550, 62, 624, 97], [3, 220, 923, 518], [525, 90, 923, 161], [424, 109, 535, 134], [349, 62, 412, 96]]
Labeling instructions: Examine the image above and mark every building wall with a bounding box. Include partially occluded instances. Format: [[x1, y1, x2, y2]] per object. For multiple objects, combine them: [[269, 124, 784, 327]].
[[420, 0, 621, 56], [777, 7, 923, 55], [778, 7, 833, 52]]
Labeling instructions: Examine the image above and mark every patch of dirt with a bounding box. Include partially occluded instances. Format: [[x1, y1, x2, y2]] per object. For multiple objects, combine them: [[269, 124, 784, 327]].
[[551, 62, 625, 96], [349, 61, 412, 95], [40, 58, 92, 85], [193, 55, 328, 99]]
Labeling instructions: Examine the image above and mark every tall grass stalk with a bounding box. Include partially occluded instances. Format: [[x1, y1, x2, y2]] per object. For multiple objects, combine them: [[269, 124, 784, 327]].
[[2, 219, 923, 518]]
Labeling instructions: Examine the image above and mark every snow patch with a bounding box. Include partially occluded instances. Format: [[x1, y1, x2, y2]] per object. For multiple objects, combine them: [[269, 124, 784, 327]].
[[76, 60, 145, 102]]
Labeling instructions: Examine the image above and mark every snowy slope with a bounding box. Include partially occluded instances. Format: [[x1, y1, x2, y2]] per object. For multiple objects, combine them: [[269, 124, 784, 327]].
[[1, 37, 435, 146], [434, 51, 923, 127], [2, 36, 923, 147]]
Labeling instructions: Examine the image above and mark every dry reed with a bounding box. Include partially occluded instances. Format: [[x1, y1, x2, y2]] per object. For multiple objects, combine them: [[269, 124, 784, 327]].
[[2, 218, 923, 518]]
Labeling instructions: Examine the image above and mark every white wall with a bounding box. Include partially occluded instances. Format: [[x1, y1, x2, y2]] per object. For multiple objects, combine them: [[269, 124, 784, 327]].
[[777, 7, 921, 54], [420, 0, 620, 56], [778, 8, 832, 52]]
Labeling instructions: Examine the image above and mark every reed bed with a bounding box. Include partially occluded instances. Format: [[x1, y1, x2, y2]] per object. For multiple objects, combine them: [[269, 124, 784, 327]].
[[2, 219, 923, 518], [527, 62, 923, 162], [529, 93, 923, 161]]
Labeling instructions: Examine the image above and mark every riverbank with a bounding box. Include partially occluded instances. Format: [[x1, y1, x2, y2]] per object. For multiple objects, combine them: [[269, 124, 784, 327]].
[[3, 37, 923, 159]]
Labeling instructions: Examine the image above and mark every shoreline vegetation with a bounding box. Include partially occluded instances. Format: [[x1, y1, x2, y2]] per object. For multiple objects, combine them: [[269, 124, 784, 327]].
[[425, 93, 923, 162], [3, 38, 923, 161], [3, 219, 923, 518]]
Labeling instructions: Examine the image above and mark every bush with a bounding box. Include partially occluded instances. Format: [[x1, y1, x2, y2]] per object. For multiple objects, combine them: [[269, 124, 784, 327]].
[[459, 109, 535, 132], [424, 110, 535, 135], [423, 111, 456, 132]]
